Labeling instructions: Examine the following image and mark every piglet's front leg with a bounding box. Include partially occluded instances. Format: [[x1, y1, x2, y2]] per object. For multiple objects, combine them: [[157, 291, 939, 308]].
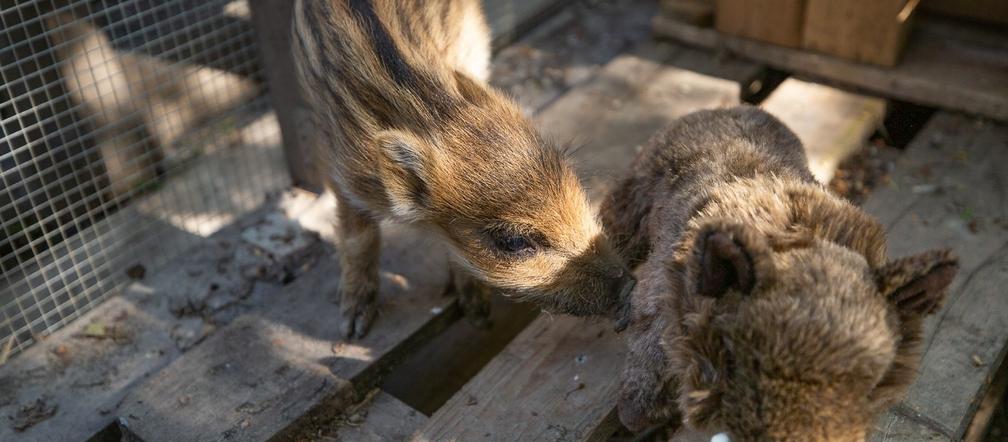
[[335, 194, 381, 339]]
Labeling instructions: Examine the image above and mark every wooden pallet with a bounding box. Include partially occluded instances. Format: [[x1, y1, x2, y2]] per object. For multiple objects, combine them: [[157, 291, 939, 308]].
[[116, 193, 459, 441], [866, 113, 1008, 442], [653, 13, 1008, 122]]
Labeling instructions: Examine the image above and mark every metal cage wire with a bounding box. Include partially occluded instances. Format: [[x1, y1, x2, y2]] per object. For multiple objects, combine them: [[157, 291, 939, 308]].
[[0, 0, 290, 357]]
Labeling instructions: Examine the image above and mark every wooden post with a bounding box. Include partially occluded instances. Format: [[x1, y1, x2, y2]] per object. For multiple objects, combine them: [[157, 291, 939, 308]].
[[247, 0, 323, 193]]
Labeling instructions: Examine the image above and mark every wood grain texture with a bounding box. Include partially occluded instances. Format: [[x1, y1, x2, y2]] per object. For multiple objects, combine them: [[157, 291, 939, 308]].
[[248, 0, 322, 192], [760, 78, 886, 183], [117, 193, 458, 441], [653, 15, 1008, 121], [534, 42, 752, 199], [870, 409, 950, 442], [714, 0, 806, 47], [803, 0, 918, 67], [412, 317, 626, 442], [864, 112, 1008, 440], [483, 0, 575, 50], [315, 391, 428, 442], [412, 43, 747, 441], [118, 315, 356, 442], [0, 192, 322, 442]]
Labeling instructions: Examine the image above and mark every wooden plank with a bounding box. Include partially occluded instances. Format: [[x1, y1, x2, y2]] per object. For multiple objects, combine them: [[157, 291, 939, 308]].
[[117, 192, 458, 441], [534, 42, 755, 199], [864, 112, 1008, 440], [314, 390, 428, 442], [412, 317, 626, 441], [760, 78, 886, 183], [118, 315, 356, 442], [870, 410, 950, 442], [482, 0, 574, 50], [413, 44, 745, 441], [653, 15, 1008, 121], [963, 360, 1008, 442], [248, 0, 323, 192], [0, 192, 322, 442], [714, 0, 807, 48], [489, 0, 659, 114], [803, 0, 919, 67]]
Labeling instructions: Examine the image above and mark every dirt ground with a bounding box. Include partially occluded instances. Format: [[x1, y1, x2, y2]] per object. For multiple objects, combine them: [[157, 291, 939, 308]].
[[828, 138, 901, 205]]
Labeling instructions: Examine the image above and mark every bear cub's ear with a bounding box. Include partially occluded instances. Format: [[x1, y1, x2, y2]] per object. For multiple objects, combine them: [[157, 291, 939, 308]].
[[689, 222, 775, 299], [876, 249, 958, 315]]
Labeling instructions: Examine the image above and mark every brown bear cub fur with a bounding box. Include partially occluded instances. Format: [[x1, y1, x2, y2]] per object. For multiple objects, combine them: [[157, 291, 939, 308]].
[[601, 107, 958, 441], [291, 0, 635, 338]]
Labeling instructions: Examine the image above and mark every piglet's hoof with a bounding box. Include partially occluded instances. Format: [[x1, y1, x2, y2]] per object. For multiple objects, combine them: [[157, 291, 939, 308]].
[[338, 285, 378, 339]]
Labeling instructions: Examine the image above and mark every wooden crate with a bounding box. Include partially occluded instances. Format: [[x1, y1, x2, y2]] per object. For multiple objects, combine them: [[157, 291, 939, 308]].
[[803, 0, 920, 66], [714, 0, 807, 48]]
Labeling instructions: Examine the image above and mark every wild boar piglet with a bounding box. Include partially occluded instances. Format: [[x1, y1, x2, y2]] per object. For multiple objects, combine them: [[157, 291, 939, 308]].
[[292, 0, 634, 338]]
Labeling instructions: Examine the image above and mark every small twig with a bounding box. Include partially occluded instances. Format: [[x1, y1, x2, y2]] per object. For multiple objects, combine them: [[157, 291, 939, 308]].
[[0, 337, 14, 366], [564, 382, 585, 400]]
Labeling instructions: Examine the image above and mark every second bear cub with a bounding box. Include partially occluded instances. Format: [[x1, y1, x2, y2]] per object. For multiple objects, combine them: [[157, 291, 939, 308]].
[[602, 107, 958, 441]]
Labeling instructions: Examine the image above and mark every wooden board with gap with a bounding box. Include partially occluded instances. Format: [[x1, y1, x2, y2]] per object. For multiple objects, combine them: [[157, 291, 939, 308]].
[[313, 390, 428, 442], [760, 78, 886, 183], [412, 42, 750, 441], [0, 192, 324, 442], [864, 112, 1008, 441], [653, 14, 1008, 121], [117, 193, 460, 441]]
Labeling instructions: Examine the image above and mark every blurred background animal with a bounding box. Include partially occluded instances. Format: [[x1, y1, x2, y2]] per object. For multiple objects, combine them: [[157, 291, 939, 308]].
[[46, 12, 257, 199]]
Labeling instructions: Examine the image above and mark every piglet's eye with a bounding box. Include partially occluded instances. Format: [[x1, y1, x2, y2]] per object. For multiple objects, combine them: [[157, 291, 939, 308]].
[[711, 433, 731, 442], [494, 234, 536, 255]]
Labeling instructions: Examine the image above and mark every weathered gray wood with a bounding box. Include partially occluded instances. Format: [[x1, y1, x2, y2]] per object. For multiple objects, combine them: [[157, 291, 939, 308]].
[[534, 42, 753, 199], [870, 410, 950, 442], [864, 112, 1008, 440], [118, 315, 356, 442], [653, 15, 1008, 121], [483, 0, 575, 50], [489, 0, 659, 114], [117, 191, 458, 441], [248, 0, 323, 192], [313, 390, 428, 442], [761, 78, 886, 183], [0, 191, 322, 442], [412, 316, 626, 441], [413, 43, 745, 441]]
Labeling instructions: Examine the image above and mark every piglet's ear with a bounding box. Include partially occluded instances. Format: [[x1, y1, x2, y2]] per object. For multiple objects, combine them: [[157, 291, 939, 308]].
[[877, 249, 958, 315], [691, 223, 773, 299], [375, 130, 433, 220]]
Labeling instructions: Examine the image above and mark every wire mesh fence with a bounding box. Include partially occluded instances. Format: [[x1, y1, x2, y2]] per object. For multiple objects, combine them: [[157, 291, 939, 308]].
[[0, 0, 290, 357]]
